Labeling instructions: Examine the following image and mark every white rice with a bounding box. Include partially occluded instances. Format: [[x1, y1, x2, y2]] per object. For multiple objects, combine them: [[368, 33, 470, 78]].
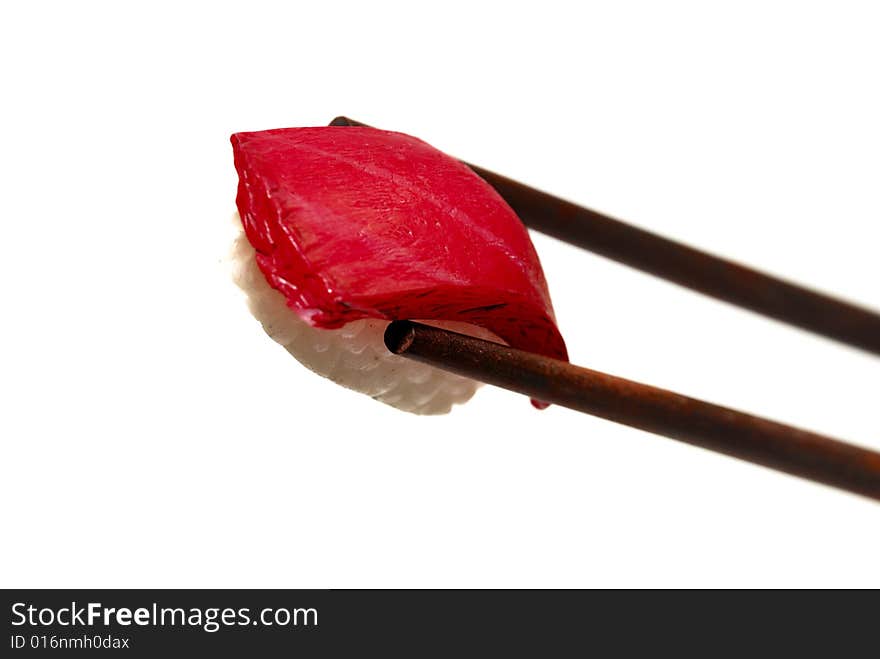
[[229, 218, 495, 414]]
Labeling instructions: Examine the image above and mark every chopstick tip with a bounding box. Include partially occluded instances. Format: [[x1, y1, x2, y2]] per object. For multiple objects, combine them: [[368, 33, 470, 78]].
[[329, 116, 363, 127], [385, 320, 416, 355]]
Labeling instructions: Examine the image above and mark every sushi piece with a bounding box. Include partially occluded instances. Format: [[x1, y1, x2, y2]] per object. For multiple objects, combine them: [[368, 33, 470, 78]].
[[230, 126, 567, 414]]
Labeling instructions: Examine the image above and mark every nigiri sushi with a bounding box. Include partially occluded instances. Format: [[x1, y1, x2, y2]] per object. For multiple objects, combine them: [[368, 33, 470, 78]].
[[230, 126, 567, 414]]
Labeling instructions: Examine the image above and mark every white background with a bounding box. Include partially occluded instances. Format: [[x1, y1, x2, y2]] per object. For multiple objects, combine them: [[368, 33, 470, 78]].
[[2, 2, 878, 588]]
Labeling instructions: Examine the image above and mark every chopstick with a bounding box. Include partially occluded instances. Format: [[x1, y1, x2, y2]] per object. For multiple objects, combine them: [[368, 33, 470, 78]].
[[385, 321, 880, 501], [331, 116, 880, 356]]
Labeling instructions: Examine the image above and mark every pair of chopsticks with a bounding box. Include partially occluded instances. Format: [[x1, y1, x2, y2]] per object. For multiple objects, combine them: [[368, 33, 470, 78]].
[[331, 116, 880, 501]]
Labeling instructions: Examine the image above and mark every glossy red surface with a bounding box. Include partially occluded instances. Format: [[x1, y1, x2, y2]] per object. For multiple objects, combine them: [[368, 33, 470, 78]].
[[231, 126, 567, 362]]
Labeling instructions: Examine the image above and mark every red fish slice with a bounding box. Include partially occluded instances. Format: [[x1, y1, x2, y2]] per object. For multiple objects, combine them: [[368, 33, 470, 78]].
[[231, 126, 567, 365]]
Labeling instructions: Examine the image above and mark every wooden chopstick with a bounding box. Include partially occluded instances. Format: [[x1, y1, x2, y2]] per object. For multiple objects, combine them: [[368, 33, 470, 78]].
[[331, 116, 880, 356], [385, 321, 880, 501]]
